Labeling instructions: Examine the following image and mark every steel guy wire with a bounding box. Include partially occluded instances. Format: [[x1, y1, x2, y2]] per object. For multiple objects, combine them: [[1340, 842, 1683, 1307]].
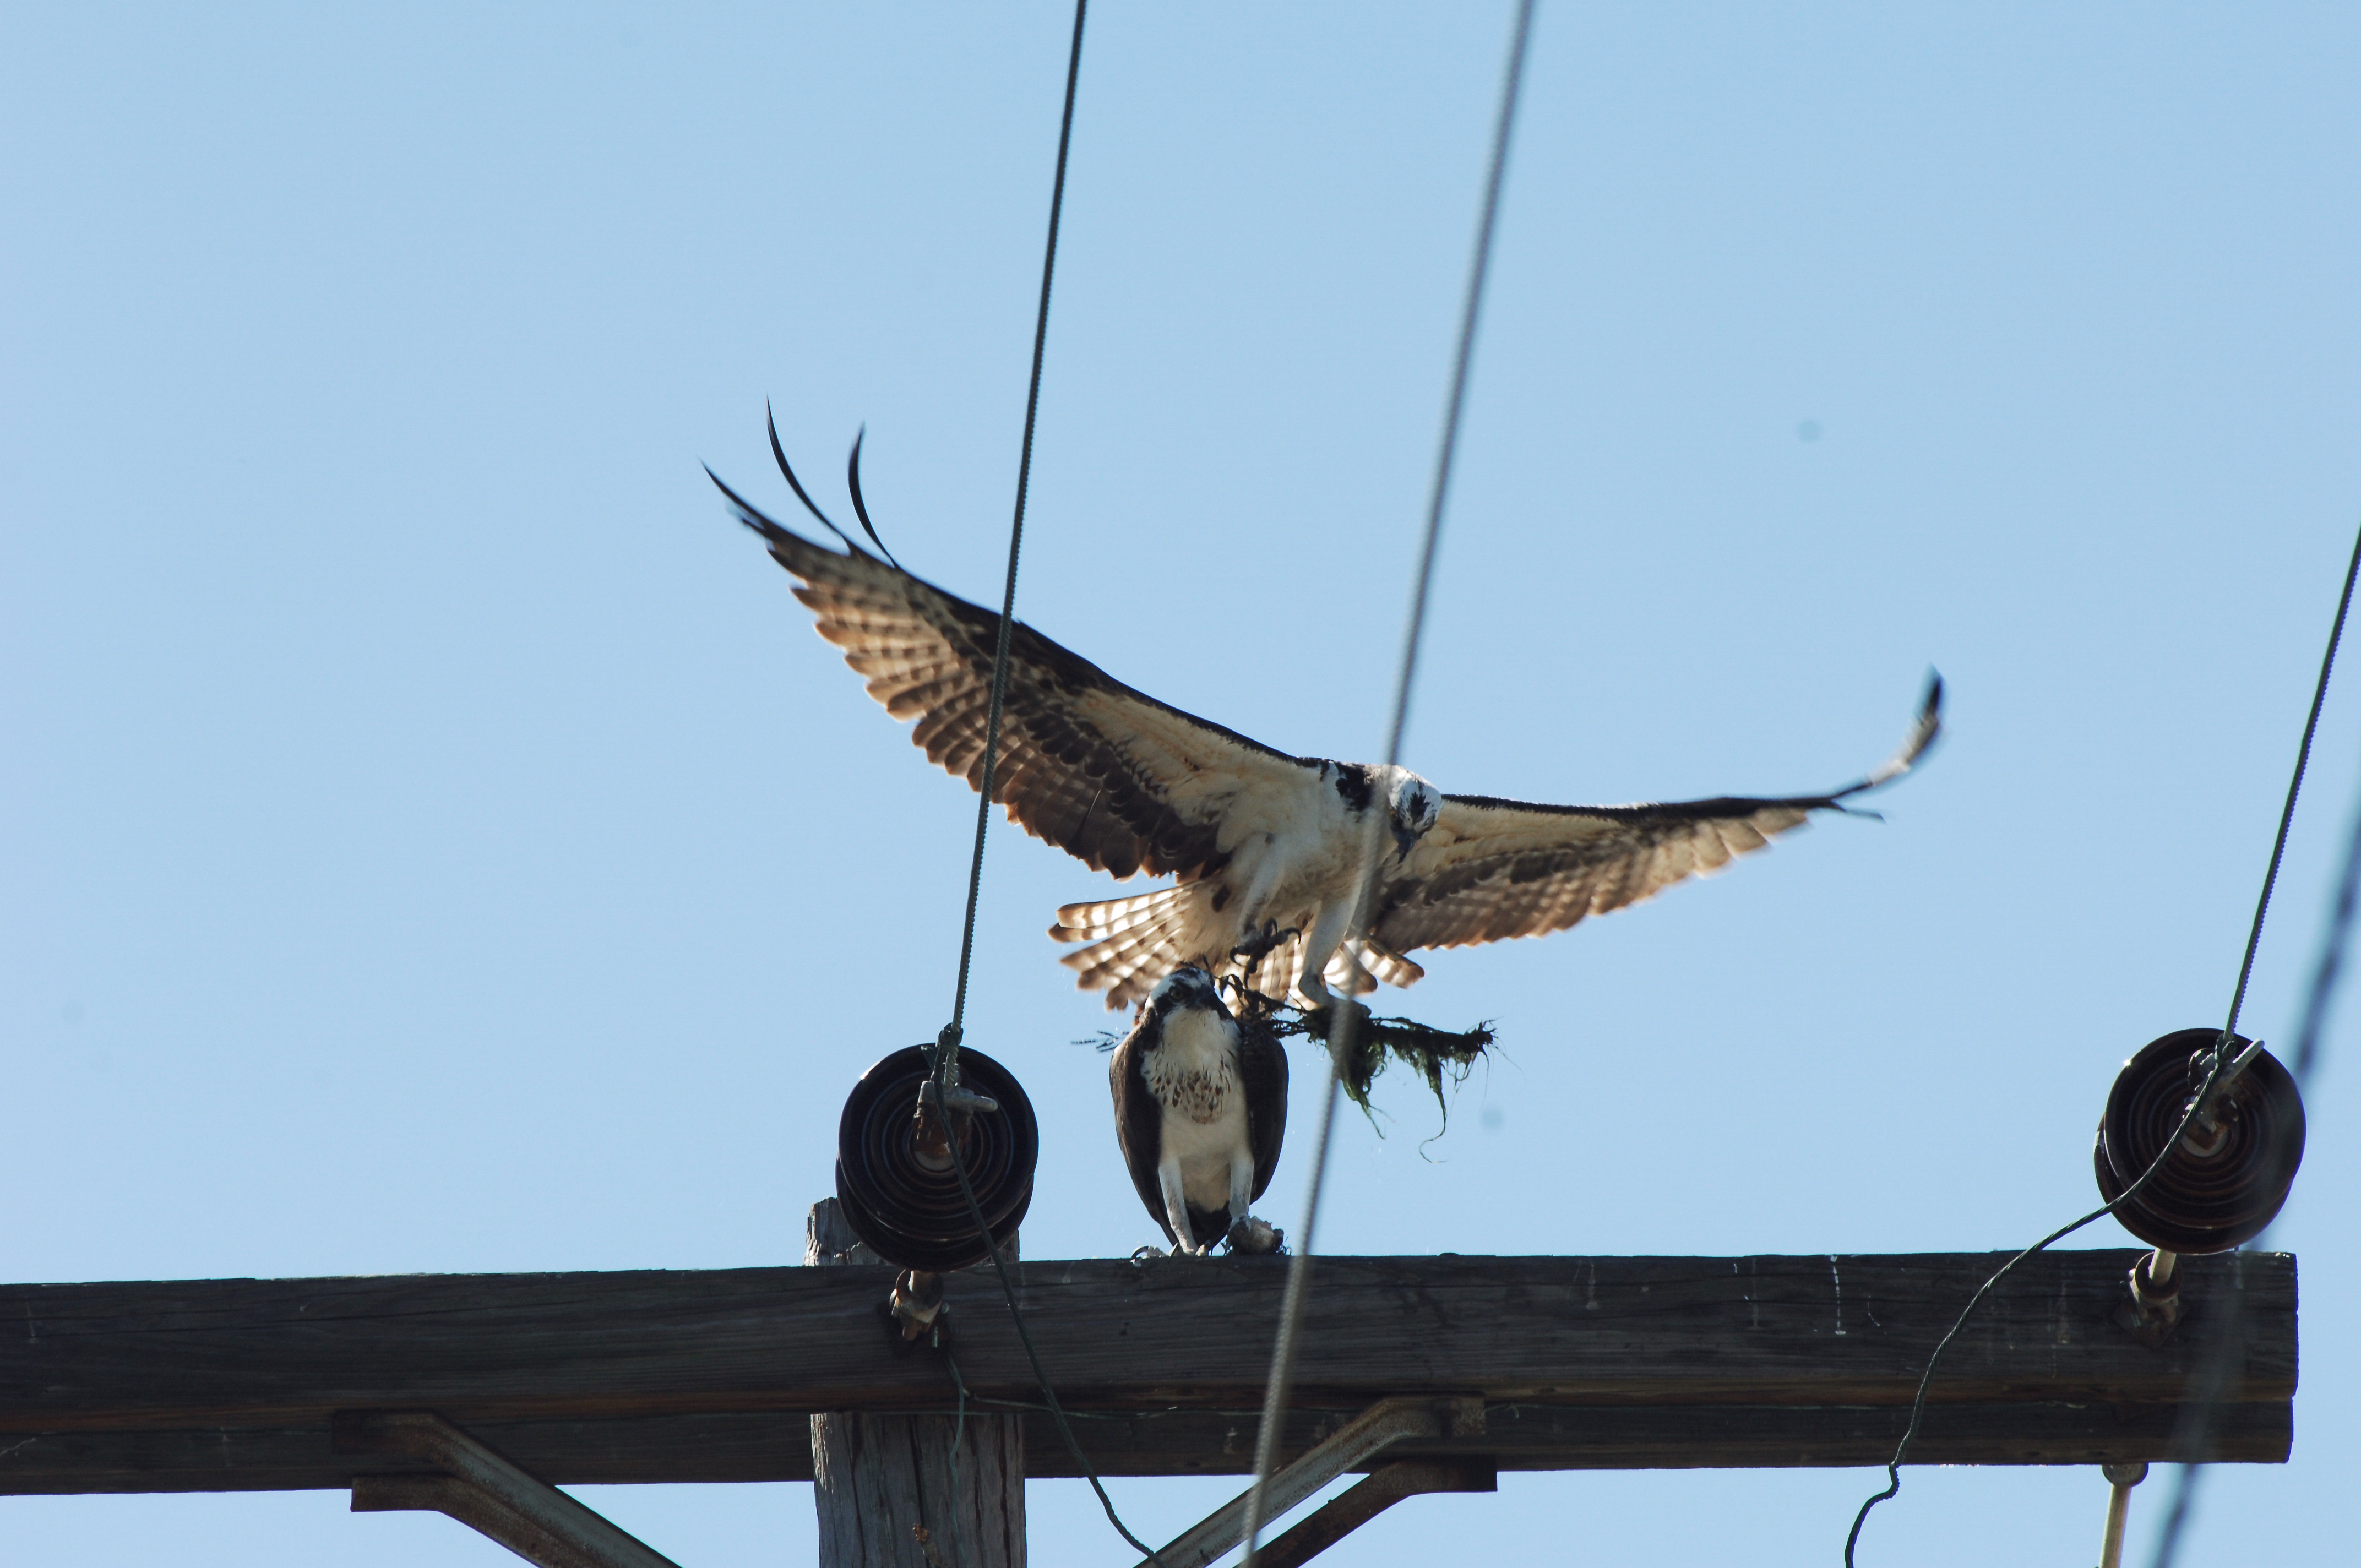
[[905, 3, 1163, 1560], [1236, 3, 1537, 1564], [2203, 519, 2361, 1080], [940, 0, 1088, 1076], [946, 1106, 1168, 1566], [1843, 517, 2361, 1566], [2145, 521, 2361, 1568]]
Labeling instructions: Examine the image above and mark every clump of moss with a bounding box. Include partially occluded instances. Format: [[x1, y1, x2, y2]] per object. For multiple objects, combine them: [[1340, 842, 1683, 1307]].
[[1239, 989, 1494, 1132]]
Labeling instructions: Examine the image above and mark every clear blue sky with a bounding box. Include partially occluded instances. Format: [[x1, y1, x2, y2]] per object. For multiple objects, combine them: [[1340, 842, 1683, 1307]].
[[6, 4, 2358, 1564]]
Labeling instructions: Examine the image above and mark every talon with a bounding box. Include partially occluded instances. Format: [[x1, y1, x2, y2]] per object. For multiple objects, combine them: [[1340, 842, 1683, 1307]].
[[1228, 920, 1301, 971]]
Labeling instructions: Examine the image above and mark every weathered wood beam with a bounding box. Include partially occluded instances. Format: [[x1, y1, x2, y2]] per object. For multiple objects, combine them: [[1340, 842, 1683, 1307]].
[[805, 1200, 1025, 1568], [0, 1250, 2295, 1494]]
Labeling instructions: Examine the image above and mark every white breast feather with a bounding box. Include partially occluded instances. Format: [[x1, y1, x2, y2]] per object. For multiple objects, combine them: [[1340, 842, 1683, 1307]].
[[1143, 1008, 1250, 1212], [1222, 774, 1365, 929]]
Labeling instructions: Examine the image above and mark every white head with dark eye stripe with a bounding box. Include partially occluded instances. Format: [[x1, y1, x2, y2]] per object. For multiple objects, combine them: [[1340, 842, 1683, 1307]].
[[1387, 772, 1443, 862], [1147, 966, 1225, 1022]]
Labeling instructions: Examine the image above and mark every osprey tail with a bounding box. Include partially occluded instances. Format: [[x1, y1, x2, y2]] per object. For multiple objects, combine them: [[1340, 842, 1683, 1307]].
[[1051, 888, 1202, 1011], [1053, 887, 1431, 1011], [1232, 932, 1419, 1004]]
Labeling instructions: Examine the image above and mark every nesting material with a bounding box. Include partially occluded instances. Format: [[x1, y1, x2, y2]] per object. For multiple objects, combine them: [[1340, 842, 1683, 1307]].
[[1241, 989, 1494, 1128]]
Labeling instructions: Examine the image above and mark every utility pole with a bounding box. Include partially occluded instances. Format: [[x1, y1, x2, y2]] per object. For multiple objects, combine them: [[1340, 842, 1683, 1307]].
[[808, 1198, 1025, 1568]]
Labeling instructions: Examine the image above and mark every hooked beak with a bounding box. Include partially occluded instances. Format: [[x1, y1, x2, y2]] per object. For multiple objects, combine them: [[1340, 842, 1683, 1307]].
[[1392, 823, 1421, 863]]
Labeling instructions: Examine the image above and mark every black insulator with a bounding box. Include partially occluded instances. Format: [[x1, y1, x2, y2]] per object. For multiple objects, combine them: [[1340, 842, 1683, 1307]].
[[834, 1045, 1037, 1272], [2093, 1027, 2306, 1254]]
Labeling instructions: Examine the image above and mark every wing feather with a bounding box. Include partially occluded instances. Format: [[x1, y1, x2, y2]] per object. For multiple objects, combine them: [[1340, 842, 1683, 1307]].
[[1373, 678, 1940, 954], [719, 476, 1321, 881], [1372, 795, 1826, 951], [1108, 1023, 1175, 1246], [1240, 1012, 1289, 1205]]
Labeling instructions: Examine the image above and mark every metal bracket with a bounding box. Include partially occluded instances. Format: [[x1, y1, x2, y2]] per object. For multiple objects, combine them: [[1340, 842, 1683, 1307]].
[[1133, 1396, 1487, 1568], [337, 1410, 683, 1568], [2116, 1248, 2184, 1347], [889, 1267, 948, 1340], [1255, 1461, 1497, 1568], [2097, 1460, 2149, 1568]]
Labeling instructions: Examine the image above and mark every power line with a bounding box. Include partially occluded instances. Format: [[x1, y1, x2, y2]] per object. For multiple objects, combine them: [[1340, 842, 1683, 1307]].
[[895, 3, 1167, 1561], [2147, 524, 2361, 1568], [2143, 819, 2355, 1566], [1844, 517, 2361, 1565], [942, 0, 1090, 1069], [1237, 3, 1538, 1563], [948, 1109, 1168, 1565]]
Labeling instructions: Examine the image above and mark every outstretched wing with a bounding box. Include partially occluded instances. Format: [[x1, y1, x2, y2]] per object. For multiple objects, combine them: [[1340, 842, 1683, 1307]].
[[1371, 677, 1942, 954], [717, 475, 1320, 881]]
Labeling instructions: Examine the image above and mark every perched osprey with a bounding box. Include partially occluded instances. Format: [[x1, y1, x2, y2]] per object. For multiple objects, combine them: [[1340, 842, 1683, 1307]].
[[715, 472, 1941, 1011], [1108, 967, 1288, 1255]]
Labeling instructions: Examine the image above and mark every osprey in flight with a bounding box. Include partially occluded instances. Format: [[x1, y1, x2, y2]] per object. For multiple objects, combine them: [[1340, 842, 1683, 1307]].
[[715, 469, 1940, 1011], [1109, 967, 1288, 1255]]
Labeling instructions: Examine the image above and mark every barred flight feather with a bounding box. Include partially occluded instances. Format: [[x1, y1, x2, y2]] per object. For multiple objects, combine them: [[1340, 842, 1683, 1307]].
[[719, 468, 1939, 1007]]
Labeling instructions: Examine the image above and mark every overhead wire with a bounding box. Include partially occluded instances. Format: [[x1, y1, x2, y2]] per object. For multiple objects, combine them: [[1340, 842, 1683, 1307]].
[[2142, 819, 2353, 1566], [939, 0, 1089, 1070], [1843, 518, 2361, 1566], [859, 1, 2347, 1555], [2144, 520, 2361, 1568], [947, 1115, 1167, 1565], [780, 3, 2347, 1560], [1236, 2, 1538, 1563], [813, 0, 2344, 1553], [892, 2, 1167, 1560]]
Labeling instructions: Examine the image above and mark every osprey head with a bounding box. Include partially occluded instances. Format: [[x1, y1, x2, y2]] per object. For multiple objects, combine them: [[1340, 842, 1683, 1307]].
[[1386, 771, 1442, 862], [1146, 965, 1225, 1021]]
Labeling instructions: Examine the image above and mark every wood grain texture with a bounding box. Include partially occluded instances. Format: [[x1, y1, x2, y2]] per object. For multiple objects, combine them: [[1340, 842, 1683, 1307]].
[[0, 1250, 2296, 1493], [807, 1200, 1023, 1568]]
